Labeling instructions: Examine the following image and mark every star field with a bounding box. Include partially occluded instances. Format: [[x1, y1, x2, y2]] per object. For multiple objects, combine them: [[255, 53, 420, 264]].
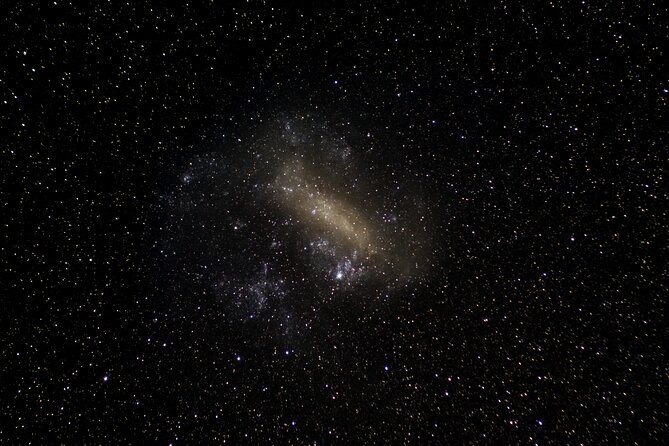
[[2, 2, 668, 444]]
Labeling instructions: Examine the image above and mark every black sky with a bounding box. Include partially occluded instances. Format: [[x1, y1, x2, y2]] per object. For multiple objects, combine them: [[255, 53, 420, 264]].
[[2, 2, 668, 444]]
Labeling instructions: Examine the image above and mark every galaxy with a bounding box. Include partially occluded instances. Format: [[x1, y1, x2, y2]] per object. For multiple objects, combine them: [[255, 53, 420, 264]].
[[160, 113, 436, 350], [4, 2, 667, 444]]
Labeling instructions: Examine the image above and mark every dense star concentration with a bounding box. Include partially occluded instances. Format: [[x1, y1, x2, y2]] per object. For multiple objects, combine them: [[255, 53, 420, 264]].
[[2, 2, 667, 444], [160, 114, 435, 344]]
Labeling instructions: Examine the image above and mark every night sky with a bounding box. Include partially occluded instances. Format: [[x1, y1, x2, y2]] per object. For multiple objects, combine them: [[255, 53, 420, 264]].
[[3, 2, 668, 444]]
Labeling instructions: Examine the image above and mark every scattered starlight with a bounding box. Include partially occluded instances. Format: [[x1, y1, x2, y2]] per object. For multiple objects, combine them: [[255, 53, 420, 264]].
[[4, 2, 664, 444]]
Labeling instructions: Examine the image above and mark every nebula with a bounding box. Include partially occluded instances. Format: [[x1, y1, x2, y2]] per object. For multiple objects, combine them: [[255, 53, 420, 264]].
[[273, 158, 375, 253], [247, 115, 434, 287]]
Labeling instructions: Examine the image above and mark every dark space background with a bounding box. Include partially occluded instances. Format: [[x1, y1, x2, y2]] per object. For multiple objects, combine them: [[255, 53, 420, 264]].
[[2, 2, 668, 444]]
